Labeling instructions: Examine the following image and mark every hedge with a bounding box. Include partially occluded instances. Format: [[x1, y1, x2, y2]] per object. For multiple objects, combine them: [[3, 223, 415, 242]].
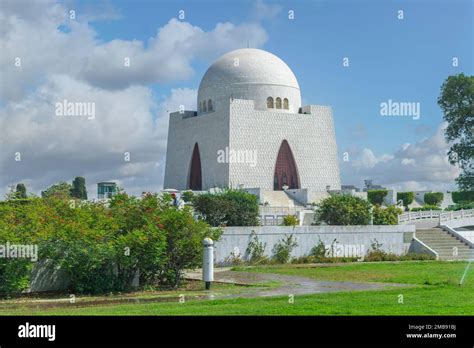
[[396, 192, 414, 208], [367, 190, 388, 205], [452, 191, 474, 203], [424, 192, 444, 206]]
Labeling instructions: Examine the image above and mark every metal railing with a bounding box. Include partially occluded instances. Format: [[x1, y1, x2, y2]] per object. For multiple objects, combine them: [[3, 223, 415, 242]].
[[398, 208, 474, 224]]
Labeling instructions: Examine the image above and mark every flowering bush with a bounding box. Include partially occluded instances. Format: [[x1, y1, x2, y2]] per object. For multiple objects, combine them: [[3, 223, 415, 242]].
[[0, 192, 219, 295]]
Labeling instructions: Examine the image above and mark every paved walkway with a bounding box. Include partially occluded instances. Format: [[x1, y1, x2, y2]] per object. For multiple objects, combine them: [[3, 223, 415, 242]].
[[185, 268, 408, 299]]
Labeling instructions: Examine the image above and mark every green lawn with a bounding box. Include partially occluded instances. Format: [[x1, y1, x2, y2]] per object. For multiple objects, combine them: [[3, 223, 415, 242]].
[[0, 261, 472, 315]]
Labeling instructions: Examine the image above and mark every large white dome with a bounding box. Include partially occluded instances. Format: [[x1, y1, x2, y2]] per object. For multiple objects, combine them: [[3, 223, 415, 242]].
[[197, 48, 301, 113]]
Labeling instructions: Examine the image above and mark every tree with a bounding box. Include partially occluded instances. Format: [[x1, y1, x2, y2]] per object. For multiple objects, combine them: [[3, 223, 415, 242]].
[[373, 205, 402, 225], [15, 183, 27, 199], [316, 195, 372, 225], [192, 189, 259, 227], [41, 182, 72, 199], [397, 192, 414, 209], [438, 73, 474, 190], [367, 190, 388, 206], [424, 192, 444, 206], [71, 176, 88, 200]]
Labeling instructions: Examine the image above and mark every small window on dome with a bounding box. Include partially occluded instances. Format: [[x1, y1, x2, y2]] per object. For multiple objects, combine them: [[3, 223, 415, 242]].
[[283, 98, 289, 110], [267, 97, 274, 108], [208, 99, 213, 111], [202, 100, 207, 112], [276, 97, 282, 109]]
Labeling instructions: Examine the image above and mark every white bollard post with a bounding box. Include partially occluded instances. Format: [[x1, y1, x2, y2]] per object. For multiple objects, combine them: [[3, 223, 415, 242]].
[[202, 238, 214, 290]]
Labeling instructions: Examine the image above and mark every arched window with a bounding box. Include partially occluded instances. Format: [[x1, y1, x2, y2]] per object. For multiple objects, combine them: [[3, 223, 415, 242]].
[[202, 100, 207, 112], [283, 98, 289, 110], [188, 143, 202, 190], [267, 97, 274, 108], [273, 140, 300, 190], [276, 97, 282, 109], [208, 99, 213, 111]]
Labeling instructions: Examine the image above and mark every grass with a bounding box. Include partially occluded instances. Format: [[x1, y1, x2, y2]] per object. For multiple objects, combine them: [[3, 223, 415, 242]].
[[0, 261, 472, 315], [232, 260, 470, 286]]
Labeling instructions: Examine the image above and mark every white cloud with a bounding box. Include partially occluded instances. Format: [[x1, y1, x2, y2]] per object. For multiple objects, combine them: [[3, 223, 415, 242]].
[[341, 123, 460, 191], [252, 0, 282, 20], [1, 0, 253, 197], [0, 2, 268, 100]]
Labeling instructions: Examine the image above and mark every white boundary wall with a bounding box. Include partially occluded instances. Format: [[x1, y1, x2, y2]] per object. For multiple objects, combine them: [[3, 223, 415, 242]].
[[214, 225, 415, 263]]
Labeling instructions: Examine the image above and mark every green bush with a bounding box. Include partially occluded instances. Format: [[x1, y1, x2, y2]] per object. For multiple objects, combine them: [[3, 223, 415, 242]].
[[445, 202, 474, 211], [364, 239, 436, 262], [373, 205, 403, 225], [367, 190, 388, 205], [192, 189, 259, 227], [0, 192, 219, 295], [452, 191, 474, 203], [282, 215, 299, 226], [158, 207, 221, 288], [180, 191, 194, 203], [316, 195, 372, 225], [410, 205, 442, 212], [424, 192, 444, 206], [272, 234, 298, 264], [309, 238, 326, 259], [397, 192, 414, 209], [245, 231, 268, 265]]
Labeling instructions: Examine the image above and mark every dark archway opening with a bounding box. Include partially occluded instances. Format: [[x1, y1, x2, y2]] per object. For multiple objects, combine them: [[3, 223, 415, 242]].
[[188, 143, 202, 190], [273, 140, 300, 190]]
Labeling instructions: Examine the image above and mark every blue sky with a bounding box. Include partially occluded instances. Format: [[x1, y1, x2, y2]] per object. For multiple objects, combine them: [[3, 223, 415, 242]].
[[86, 0, 472, 154], [1, 0, 472, 196]]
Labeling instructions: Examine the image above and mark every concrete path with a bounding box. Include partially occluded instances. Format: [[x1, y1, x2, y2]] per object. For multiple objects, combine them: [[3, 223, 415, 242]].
[[185, 268, 408, 299]]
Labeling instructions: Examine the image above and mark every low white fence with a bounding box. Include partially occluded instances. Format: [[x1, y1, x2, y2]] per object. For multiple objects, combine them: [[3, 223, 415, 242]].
[[398, 208, 474, 224]]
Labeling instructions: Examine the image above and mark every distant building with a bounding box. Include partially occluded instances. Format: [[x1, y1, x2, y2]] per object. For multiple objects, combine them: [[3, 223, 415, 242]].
[[97, 182, 117, 199], [363, 180, 386, 192], [341, 185, 361, 192]]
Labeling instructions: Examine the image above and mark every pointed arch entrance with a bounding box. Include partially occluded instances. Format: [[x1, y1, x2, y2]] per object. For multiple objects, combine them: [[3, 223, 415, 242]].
[[273, 140, 300, 190], [188, 143, 202, 190]]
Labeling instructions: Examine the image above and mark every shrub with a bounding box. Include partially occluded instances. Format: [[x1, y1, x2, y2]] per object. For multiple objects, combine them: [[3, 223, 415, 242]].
[[222, 249, 244, 266], [445, 202, 474, 211], [245, 231, 268, 264], [367, 190, 388, 205], [0, 192, 219, 295], [158, 207, 221, 288], [192, 189, 259, 227], [364, 239, 435, 261], [410, 205, 442, 212], [424, 192, 444, 206], [272, 234, 298, 264], [180, 191, 194, 203], [397, 192, 414, 209], [41, 182, 72, 199], [373, 205, 403, 225], [309, 238, 326, 259], [452, 191, 474, 203], [316, 195, 372, 225], [282, 215, 299, 226]]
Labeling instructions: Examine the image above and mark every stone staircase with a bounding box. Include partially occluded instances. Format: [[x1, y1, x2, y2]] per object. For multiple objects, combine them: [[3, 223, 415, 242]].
[[415, 228, 474, 260], [262, 191, 304, 208]]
